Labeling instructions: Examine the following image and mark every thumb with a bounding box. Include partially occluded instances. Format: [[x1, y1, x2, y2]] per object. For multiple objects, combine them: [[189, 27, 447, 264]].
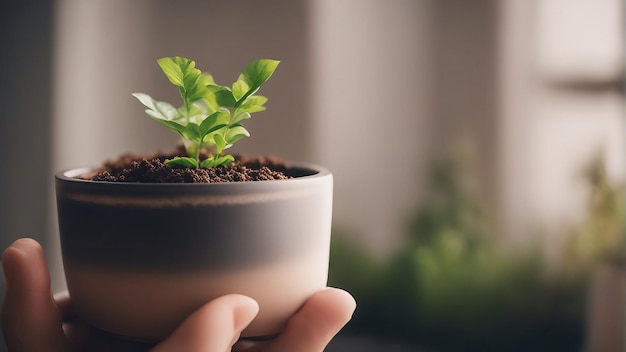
[[2, 238, 67, 352], [151, 294, 259, 352]]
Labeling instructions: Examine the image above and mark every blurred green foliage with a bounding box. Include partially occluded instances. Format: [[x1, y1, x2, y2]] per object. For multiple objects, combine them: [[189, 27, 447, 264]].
[[329, 149, 623, 352], [564, 156, 625, 273]]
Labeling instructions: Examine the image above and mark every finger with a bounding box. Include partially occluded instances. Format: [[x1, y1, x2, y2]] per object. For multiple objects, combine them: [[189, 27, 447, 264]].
[[151, 294, 259, 352], [264, 288, 356, 352], [2, 238, 67, 352], [54, 290, 92, 349], [54, 291, 72, 318]]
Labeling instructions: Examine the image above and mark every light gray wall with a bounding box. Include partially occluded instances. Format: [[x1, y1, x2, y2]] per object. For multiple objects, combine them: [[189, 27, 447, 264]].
[[311, 0, 499, 255], [310, 0, 435, 254], [429, 0, 499, 201]]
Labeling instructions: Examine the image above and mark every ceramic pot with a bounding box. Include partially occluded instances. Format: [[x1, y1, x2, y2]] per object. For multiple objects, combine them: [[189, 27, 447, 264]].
[[55, 163, 333, 341]]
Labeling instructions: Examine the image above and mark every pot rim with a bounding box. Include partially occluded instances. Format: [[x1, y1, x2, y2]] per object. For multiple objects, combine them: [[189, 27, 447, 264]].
[[55, 161, 331, 189]]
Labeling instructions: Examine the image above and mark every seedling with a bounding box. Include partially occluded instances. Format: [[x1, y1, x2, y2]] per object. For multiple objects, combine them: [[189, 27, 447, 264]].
[[133, 57, 279, 168]]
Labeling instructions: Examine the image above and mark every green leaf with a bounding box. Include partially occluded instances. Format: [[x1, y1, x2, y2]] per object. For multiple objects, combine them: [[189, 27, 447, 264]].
[[183, 103, 207, 124], [206, 85, 236, 108], [234, 59, 280, 106], [157, 57, 194, 88], [245, 95, 268, 106], [158, 120, 187, 136], [216, 154, 235, 166], [157, 56, 210, 103], [231, 111, 251, 125], [199, 158, 216, 168], [199, 154, 234, 168], [166, 156, 199, 168], [213, 134, 228, 153], [183, 123, 201, 142], [132, 93, 180, 121], [199, 110, 230, 136], [202, 72, 215, 86], [236, 95, 268, 113], [225, 125, 250, 144], [241, 59, 280, 90], [232, 79, 250, 101]]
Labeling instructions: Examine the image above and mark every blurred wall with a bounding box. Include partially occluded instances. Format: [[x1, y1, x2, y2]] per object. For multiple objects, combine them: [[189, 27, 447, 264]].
[[0, 0, 55, 292], [498, 0, 624, 254], [311, 0, 499, 255], [310, 0, 434, 255]]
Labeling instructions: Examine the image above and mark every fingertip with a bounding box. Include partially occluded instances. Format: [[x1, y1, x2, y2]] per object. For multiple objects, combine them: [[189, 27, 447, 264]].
[[2, 238, 67, 352], [226, 294, 260, 332], [209, 294, 260, 335], [2, 238, 43, 263], [152, 294, 259, 352], [4, 238, 42, 251], [2, 238, 50, 292], [318, 287, 357, 312], [306, 288, 357, 326], [265, 288, 356, 352]]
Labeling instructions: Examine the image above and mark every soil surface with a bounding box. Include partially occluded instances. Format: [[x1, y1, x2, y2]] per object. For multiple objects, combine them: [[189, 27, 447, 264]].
[[83, 148, 294, 183]]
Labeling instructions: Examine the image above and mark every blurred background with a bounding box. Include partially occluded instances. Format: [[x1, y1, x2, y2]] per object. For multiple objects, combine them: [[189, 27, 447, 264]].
[[0, 0, 624, 351]]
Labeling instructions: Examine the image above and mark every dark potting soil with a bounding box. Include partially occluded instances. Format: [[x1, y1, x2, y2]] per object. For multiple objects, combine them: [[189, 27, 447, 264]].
[[83, 149, 294, 183]]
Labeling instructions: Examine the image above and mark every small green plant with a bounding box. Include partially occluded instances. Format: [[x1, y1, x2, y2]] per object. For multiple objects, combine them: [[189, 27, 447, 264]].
[[133, 56, 279, 168]]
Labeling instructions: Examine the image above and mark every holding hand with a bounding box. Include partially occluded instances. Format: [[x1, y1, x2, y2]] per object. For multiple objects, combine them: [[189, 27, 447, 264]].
[[2, 238, 356, 352]]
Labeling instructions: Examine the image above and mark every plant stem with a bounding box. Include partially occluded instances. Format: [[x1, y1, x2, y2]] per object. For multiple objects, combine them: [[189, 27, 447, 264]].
[[180, 87, 190, 124], [194, 144, 200, 165]]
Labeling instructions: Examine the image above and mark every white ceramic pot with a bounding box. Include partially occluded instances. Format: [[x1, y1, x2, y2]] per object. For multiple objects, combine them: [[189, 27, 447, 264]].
[[55, 163, 333, 342]]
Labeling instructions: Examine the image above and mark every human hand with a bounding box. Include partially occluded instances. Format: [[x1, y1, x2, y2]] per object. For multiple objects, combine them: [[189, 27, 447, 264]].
[[2, 238, 356, 352]]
